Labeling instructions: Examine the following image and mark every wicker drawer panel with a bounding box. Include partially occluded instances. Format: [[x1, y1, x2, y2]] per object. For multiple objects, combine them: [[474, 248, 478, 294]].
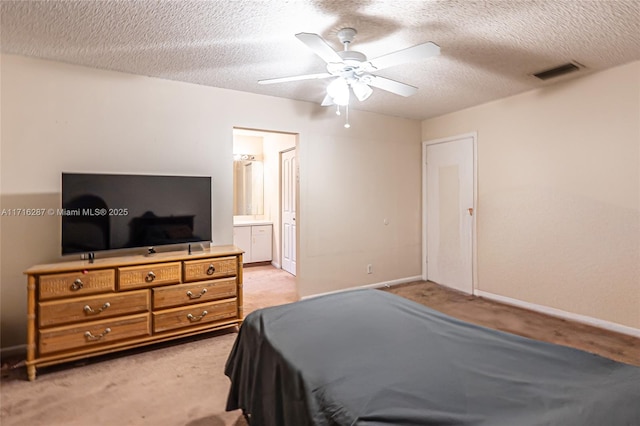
[[118, 262, 181, 290], [153, 299, 237, 333], [38, 290, 150, 328], [153, 278, 236, 310], [39, 313, 150, 355], [39, 269, 115, 300], [183, 257, 237, 282]]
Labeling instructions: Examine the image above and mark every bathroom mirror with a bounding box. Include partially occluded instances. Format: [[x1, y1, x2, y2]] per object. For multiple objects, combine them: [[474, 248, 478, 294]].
[[233, 159, 264, 215]]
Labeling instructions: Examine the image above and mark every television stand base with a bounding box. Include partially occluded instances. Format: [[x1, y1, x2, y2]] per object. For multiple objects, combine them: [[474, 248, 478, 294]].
[[79, 252, 95, 263]]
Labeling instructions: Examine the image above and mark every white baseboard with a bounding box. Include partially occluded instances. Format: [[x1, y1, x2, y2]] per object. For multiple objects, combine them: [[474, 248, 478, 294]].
[[475, 290, 640, 338], [301, 275, 423, 300], [0, 344, 26, 360], [271, 261, 281, 269]]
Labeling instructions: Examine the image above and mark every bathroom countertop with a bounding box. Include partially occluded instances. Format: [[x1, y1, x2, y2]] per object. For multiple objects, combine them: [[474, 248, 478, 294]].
[[233, 219, 273, 226]]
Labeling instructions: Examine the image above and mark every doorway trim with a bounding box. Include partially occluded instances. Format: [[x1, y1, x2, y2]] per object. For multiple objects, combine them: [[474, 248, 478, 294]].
[[232, 127, 298, 274], [422, 132, 478, 294]]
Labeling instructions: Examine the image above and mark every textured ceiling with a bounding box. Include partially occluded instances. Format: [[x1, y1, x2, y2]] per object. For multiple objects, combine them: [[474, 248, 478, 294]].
[[1, 0, 639, 120]]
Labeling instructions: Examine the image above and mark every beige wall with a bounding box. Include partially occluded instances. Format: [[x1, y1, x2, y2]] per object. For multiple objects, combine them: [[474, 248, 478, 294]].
[[0, 54, 422, 348], [422, 61, 640, 329], [232, 135, 263, 156]]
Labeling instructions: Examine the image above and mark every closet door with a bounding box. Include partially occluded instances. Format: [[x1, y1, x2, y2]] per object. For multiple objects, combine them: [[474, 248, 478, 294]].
[[425, 135, 474, 294], [281, 148, 297, 275]]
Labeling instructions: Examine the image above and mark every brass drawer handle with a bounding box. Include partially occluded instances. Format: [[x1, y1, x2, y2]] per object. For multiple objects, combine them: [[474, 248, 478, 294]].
[[70, 279, 84, 291], [187, 310, 208, 322], [186, 288, 207, 299], [83, 302, 111, 315], [206, 264, 215, 275], [84, 327, 111, 340], [145, 271, 156, 282]]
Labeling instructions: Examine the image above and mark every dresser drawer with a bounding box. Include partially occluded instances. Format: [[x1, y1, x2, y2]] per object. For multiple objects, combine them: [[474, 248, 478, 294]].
[[39, 313, 150, 355], [38, 290, 150, 328], [118, 262, 181, 290], [153, 298, 237, 333], [153, 278, 236, 309], [183, 257, 237, 282], [39, 269, 115, 300]]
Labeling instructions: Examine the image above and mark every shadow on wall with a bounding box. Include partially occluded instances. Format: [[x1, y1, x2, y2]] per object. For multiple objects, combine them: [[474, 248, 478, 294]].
[[1, 193, 60, 348]]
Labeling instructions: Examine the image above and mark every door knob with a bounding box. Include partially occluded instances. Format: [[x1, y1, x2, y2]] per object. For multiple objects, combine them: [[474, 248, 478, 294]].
[[468, 208, 474, 216]]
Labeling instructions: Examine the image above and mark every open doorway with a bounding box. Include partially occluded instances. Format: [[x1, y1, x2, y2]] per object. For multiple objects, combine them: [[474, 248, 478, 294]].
[[232, 128, 297, 276]]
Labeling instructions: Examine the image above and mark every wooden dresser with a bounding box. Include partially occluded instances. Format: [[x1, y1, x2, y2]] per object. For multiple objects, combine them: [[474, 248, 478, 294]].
[[24, 245, 243, 380]]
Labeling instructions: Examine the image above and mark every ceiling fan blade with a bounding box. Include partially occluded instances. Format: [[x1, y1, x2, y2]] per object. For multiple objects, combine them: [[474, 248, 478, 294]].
[[295, 32, 343, 64], [368, 76, 418, 97], [366, 41, 440, 71], [258, 72, 332, 85]]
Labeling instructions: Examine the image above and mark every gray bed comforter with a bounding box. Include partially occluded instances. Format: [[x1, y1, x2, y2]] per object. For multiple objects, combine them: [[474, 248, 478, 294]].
[[225, 289, 640, 426]]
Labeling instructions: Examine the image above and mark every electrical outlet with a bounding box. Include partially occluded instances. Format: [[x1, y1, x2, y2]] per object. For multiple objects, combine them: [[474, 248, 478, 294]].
[[367, 264, 373, 274]]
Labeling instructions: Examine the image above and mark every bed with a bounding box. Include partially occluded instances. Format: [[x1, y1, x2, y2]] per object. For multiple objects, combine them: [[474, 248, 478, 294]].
[[224, 289, 640, 426]]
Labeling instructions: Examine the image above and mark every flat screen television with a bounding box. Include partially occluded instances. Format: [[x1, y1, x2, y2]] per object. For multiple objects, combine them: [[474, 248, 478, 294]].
[[61, 173, 212, 255]]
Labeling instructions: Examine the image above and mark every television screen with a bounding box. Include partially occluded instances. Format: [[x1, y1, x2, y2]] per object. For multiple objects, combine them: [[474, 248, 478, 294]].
[[61, 173, 212, 255]]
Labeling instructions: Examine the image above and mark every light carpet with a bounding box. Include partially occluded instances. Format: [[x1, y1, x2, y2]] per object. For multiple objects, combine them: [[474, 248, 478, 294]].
[[1, 331, 247, 426]]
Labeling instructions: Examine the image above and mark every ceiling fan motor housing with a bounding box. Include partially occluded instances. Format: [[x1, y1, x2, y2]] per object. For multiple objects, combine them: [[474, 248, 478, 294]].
[[339, 50, 367, 67]]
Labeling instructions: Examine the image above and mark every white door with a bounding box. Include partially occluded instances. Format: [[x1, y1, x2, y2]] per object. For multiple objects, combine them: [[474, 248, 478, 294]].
[[424, 135, 475, 294], [281, 148, 296, 275]]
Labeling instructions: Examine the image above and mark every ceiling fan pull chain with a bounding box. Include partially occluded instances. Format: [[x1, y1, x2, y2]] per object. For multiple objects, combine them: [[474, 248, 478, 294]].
[[344, 105, 351, 128]]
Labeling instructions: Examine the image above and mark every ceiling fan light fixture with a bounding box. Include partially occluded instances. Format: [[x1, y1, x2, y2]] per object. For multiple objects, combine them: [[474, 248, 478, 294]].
[[327, 77, 350, 106], [262, 28, 440, 129], [352, 80, 373, 101]]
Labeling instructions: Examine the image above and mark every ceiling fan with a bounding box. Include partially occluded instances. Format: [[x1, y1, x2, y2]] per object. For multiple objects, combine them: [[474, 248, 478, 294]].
[[258, 28, 441, 108]]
